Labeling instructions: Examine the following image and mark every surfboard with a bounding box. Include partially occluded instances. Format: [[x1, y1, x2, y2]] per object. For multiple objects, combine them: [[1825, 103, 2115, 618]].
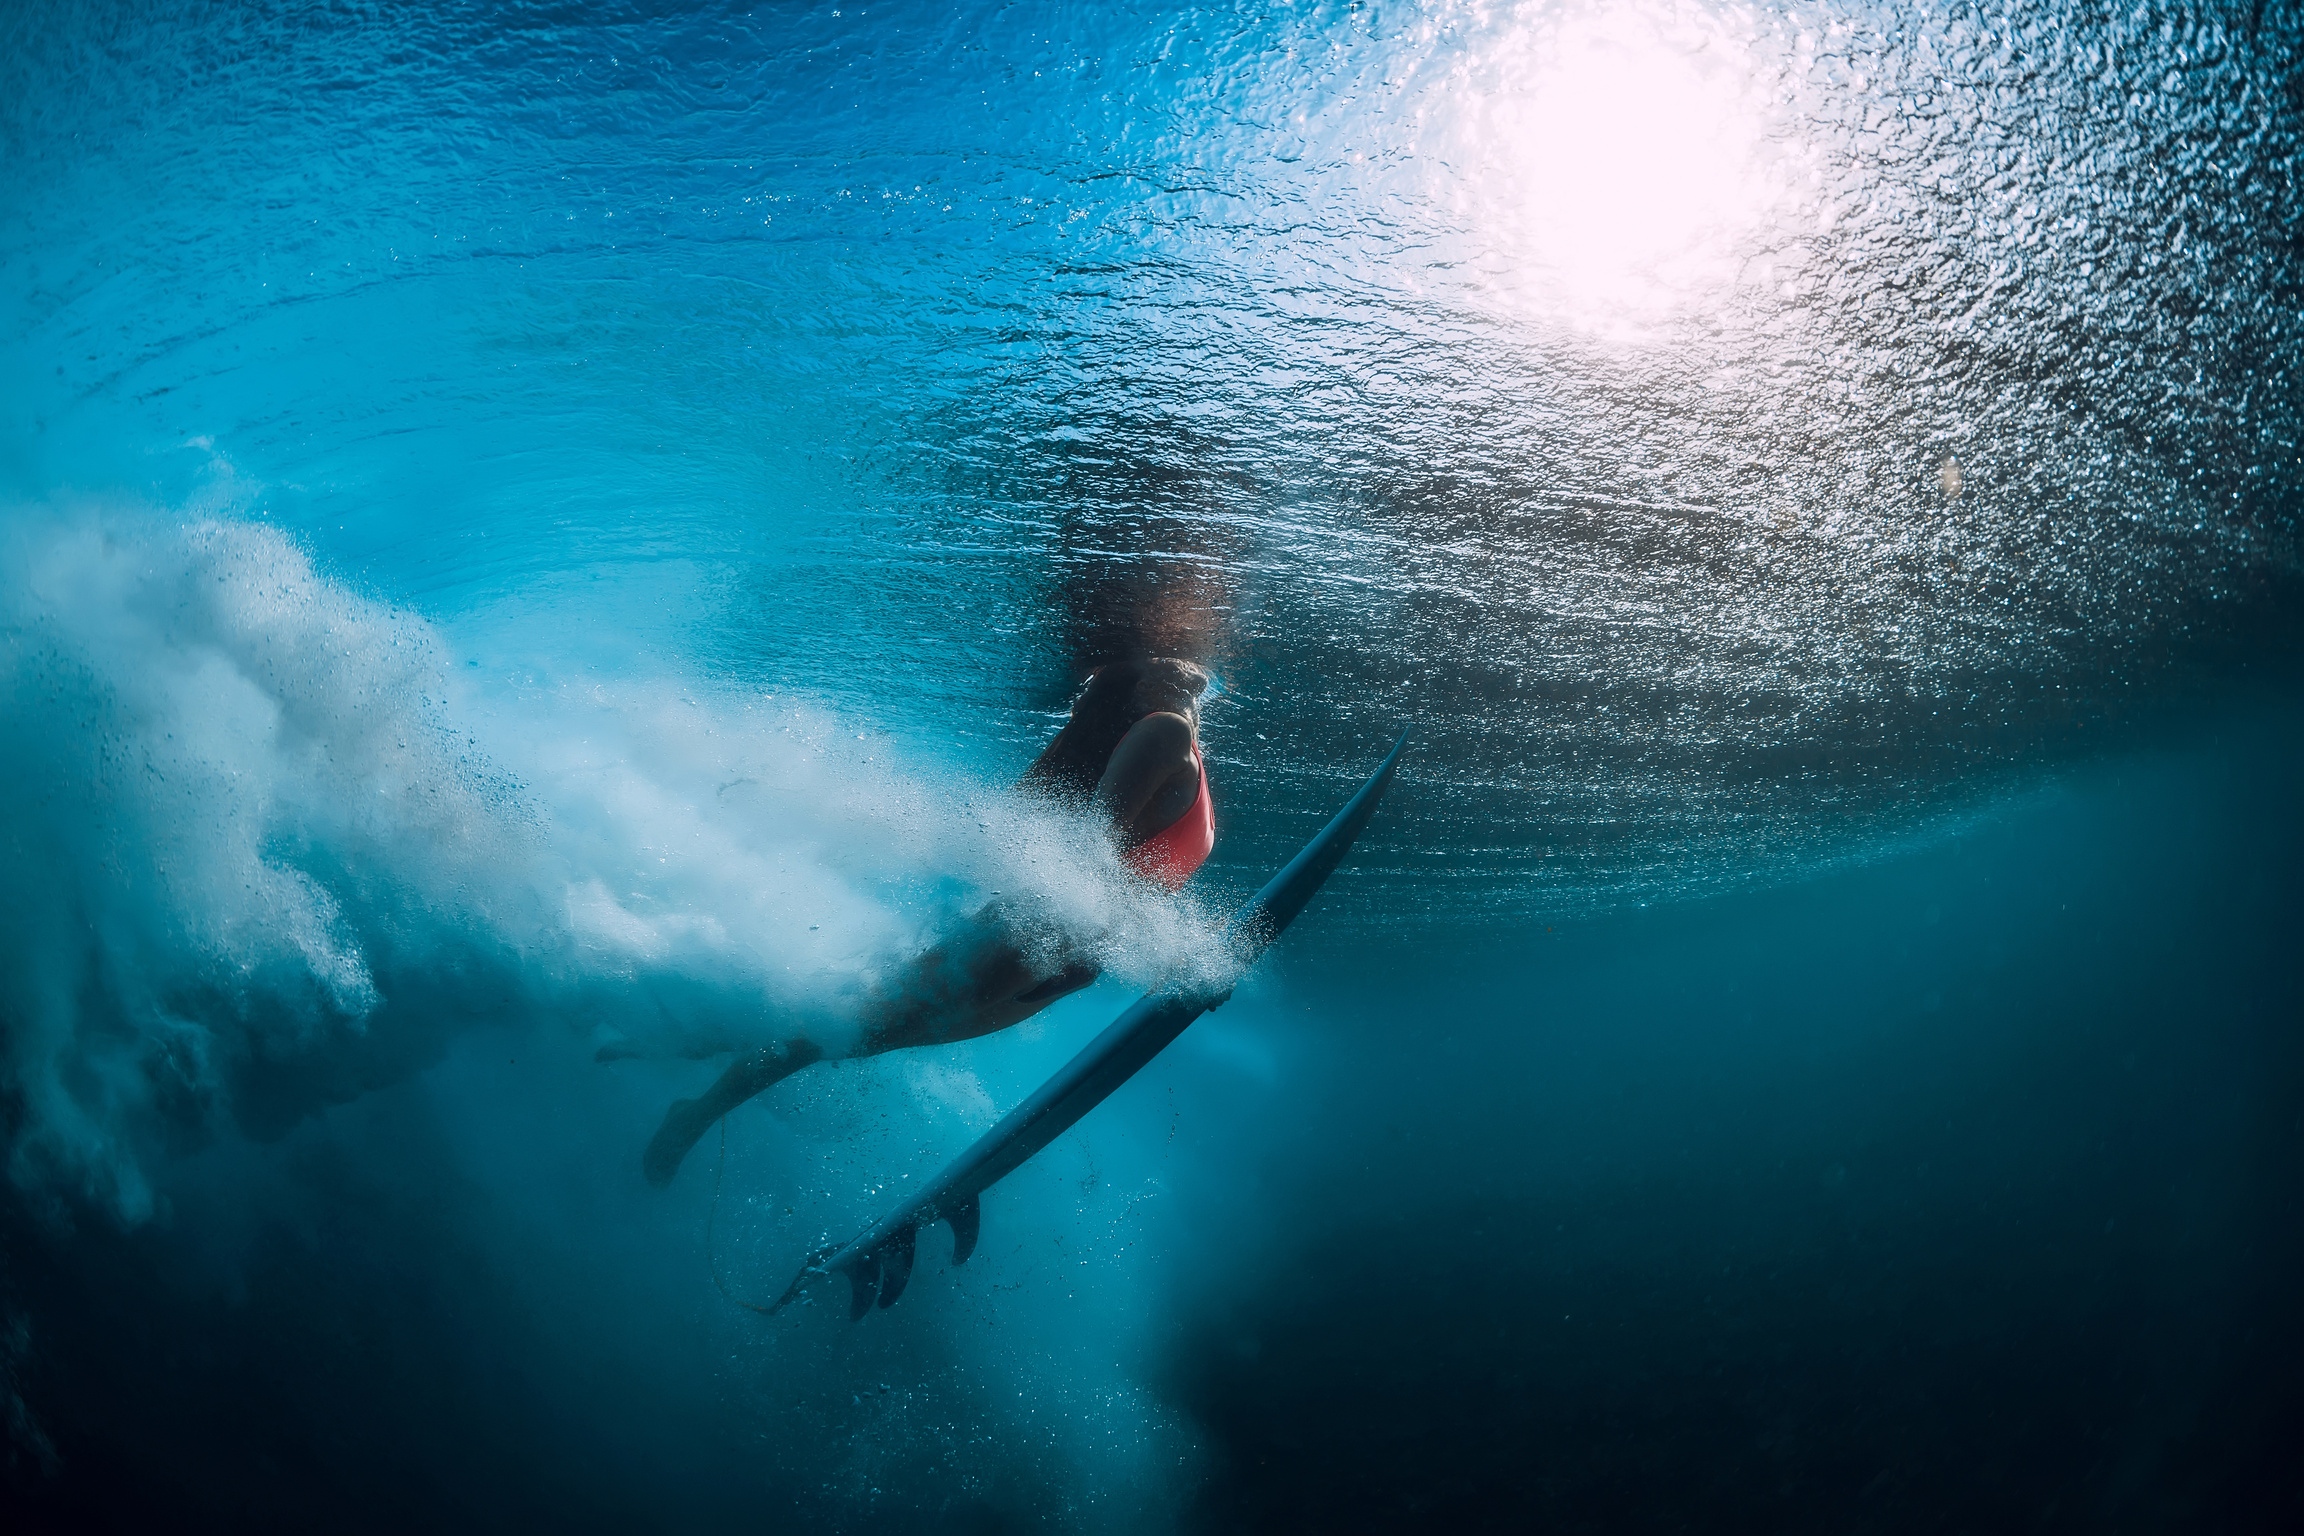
[[770, 730, 1410, 1319]]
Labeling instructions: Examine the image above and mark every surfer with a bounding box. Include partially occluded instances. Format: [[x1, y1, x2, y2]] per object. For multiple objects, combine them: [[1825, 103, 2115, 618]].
[[639, 655, 1216, 1186]]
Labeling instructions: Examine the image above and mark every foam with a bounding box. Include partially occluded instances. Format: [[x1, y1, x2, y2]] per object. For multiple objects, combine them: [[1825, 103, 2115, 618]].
[[0, 503, 1219, 1220]]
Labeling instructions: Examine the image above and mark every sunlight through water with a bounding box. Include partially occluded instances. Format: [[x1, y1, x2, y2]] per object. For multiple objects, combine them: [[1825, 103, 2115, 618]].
[[1457, 2, 1794, 331]]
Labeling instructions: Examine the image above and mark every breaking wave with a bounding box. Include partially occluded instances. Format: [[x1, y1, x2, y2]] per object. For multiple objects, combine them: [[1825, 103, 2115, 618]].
[[0, 502, 1216, 1220]]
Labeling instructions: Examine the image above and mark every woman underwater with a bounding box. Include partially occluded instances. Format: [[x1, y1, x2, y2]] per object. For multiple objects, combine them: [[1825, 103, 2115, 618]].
[[639, 655, 1216, 1186]]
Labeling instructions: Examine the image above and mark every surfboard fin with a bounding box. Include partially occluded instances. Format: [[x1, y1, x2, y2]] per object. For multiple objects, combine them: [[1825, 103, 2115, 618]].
[[876, 1226, 917, 1309], [946, 1195, 981, 1266], [844, 1247, 882, 1321]]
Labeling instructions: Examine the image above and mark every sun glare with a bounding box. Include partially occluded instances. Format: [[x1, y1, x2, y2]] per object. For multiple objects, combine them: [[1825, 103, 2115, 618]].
[[1464, 6, 1780, 332]]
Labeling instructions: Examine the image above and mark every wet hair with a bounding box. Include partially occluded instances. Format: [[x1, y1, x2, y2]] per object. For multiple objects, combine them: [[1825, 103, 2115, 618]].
[[1019, 657, 1207, 802]]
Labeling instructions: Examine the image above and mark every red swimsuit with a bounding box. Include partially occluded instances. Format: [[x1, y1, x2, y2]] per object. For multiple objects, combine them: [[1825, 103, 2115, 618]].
[[1121, 744, 1213, 891]]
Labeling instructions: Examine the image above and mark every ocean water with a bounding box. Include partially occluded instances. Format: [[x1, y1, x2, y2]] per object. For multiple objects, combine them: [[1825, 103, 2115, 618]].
[[3, 1, 2299, 1530]]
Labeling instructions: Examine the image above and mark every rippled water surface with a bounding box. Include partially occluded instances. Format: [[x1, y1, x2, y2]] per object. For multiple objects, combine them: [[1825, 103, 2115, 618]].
[[11, 0, 2297, 911], [3, 1, 2300, 1531]]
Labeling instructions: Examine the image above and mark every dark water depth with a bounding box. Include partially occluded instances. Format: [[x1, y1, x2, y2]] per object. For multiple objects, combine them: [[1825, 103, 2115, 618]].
[[6, 702, 2298, 1533]]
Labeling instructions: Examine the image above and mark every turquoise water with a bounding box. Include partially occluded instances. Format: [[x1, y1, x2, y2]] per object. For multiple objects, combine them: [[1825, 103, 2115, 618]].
[[4, 1, 2300, 1530]]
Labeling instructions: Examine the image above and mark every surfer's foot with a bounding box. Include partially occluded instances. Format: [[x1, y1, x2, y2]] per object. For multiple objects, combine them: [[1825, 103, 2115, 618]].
[[642, 1040, 828, 1187], [643, 1097, 713, 1187]]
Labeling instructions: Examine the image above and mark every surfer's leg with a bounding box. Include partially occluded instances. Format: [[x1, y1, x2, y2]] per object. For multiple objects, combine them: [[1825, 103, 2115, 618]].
[[855, 909, 1100, 1055], [643, 913, 1098, 1185], [642, 1036, 825, 1187]]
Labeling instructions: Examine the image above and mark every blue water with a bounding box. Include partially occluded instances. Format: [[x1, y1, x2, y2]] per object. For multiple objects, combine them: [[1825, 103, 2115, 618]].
[[4, 1, 2300, 1530]]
